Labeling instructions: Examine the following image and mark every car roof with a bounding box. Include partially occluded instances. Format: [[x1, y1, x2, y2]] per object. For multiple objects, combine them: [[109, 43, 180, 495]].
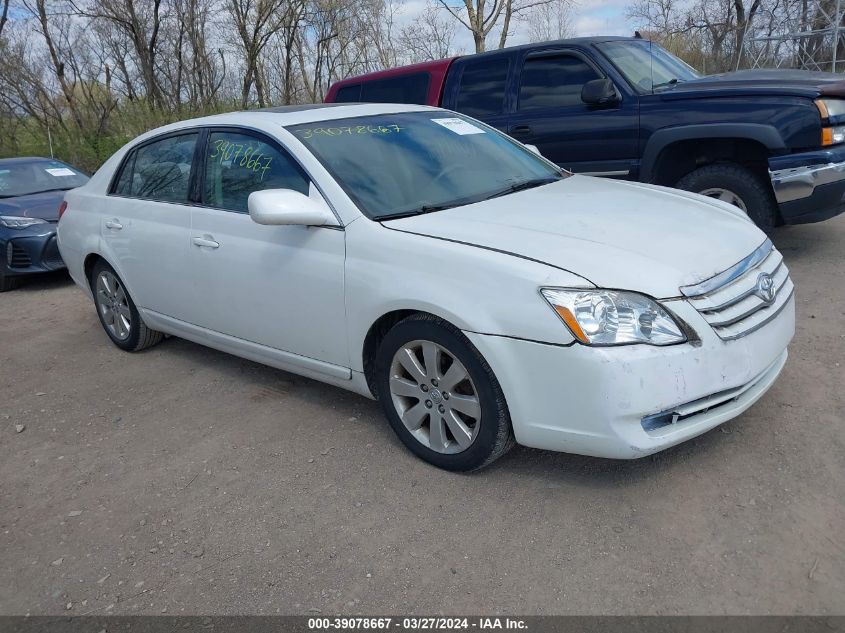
[[132, 103, 440, 141]]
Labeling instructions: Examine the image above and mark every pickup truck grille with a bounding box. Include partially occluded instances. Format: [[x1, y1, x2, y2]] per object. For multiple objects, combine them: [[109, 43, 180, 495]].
[[680, 239, 794, 341]]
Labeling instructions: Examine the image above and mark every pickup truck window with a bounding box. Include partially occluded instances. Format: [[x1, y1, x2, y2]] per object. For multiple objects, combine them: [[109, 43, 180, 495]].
[[519, 55, 601, 110], [456, 58, 510, 118], [334, 84, 362, 102], [360, 73, 431, 105], [597, 40, 699, 92]]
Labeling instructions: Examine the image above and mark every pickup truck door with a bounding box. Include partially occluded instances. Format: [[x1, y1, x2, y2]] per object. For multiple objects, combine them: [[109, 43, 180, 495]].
[[506, 48, 639, 178]]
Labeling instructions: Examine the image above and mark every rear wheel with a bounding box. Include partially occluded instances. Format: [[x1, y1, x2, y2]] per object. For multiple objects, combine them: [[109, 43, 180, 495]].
[[90, 260, 163, 352], [375, 314, 514, 471], [675, 163, 780, 229]]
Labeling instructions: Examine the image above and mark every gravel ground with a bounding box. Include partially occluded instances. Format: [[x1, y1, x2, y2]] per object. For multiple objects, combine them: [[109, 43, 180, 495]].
[[1, 217, 843, 616]]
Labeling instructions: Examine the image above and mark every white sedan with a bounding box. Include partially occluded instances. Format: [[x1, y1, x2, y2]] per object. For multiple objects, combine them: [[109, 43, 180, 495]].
[[58, 104, 795, 471]]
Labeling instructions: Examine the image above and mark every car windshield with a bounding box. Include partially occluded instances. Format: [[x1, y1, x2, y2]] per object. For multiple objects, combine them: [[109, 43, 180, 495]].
[[0, 160, 89, 198], [287, 111, 565, 220], [597, 40, 700, 93]]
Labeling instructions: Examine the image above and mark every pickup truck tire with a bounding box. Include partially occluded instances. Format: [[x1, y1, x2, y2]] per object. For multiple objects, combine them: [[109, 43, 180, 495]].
[[675, 163, 779, 229]]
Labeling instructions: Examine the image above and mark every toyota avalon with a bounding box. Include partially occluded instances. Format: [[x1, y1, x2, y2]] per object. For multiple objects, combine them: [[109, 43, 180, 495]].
[[57, 104, 794, 470]]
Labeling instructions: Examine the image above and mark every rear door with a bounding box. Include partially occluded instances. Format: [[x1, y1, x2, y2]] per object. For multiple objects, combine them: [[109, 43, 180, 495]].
[[506, 48, 639, 177], [442, 54, 513, 133], [104, 131, 199, 319], [186, 127, 348, 367]]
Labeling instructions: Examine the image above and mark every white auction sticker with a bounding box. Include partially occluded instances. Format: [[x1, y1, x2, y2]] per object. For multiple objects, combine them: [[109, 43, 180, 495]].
[[45, 167, 76, 177], [431, 118, 485, 135]]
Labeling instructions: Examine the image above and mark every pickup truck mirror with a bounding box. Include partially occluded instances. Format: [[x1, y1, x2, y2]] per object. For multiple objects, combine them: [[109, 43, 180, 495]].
[[581, 78, 619, 106]]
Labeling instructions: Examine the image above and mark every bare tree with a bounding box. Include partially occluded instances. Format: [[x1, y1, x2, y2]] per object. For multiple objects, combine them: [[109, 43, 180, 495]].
[[398, 3, 459, 61], [524, 0, 575, 42], [437, 0, 552, 52]]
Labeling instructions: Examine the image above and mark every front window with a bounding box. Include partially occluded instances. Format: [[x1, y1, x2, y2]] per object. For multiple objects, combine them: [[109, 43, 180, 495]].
[[203, 130, 309, 213], [288, 111, 564, 220], [597, 40, 699, 93], [0, 160, 88, 198]]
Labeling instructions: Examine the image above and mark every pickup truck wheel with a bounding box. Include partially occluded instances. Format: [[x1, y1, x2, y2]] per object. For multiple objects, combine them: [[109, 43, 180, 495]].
[[375, 313, 514, 471], [675, 163, 779, 229]]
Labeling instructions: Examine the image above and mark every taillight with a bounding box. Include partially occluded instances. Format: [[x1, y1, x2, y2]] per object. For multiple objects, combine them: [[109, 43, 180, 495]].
[[58, 201, 68, 220]]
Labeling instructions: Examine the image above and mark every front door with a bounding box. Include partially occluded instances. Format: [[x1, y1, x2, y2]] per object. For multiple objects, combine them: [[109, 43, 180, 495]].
[[507, 50, 639, 178], [186, 128, 349, 368]]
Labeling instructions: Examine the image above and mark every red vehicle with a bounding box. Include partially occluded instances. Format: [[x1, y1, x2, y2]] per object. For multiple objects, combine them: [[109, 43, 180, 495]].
[[325, 58, 456, 107]]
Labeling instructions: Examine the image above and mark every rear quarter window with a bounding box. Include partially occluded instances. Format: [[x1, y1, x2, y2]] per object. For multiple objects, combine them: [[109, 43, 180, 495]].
[[455, 58, 510, 118], [334, 84, 362, 102], [359, 73, 430, 105]]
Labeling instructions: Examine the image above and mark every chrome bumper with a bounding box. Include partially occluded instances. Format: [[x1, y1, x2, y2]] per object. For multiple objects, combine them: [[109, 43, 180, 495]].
[[770, 159, 845, 203]]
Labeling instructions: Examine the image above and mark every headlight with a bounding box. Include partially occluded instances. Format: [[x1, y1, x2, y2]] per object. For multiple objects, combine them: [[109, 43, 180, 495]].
[[541, 288, 687, 346], [0, 215, 48, 229]]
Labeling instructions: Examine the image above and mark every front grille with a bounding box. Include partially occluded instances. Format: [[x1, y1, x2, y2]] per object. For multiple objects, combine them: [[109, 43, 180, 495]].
[[680, 239, 794, 341], [42, 236, 64, 269], [6, 241, 32, 269]]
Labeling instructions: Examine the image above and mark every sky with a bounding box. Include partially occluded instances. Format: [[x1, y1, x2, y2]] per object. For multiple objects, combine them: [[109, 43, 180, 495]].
[[397, 0, 636, 53]]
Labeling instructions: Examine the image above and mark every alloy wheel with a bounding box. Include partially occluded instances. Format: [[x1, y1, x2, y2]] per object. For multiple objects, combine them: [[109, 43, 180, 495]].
[[388, 339, 481, 454], [698, 187, 748, 212], [95, 271, 132, 341]]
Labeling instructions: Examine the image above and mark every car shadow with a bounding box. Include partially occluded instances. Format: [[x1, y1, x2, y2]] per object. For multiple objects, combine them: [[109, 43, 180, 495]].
[[11, 269, 74, 292], [143, 333, 737, 488]]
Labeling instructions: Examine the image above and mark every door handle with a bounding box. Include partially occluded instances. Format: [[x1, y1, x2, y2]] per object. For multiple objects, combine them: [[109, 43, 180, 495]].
[[104, 219, 123, 230], [192, 236, 219, 249], [511, 125, 532, 137]]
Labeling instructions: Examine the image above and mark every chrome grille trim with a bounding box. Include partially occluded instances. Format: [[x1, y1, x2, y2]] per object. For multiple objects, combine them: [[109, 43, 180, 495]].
[[681, 240, 793, 341], [716, 287, 794, 341], [705, 273, 791, 328], [680, 239, 773, 298]]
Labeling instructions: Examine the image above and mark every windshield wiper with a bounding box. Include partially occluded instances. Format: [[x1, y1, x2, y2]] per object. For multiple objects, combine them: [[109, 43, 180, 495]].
[[481, 176, 561, 201], [378, 202, 458, 221], [652, 78, 682, 90], [1, 187, 74, 198]]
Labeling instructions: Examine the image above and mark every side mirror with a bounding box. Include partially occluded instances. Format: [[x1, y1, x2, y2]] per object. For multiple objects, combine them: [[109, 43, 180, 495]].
[[248, 189, 333, 226], [524, 144, 542, 156], [581, 78, 619, 106]]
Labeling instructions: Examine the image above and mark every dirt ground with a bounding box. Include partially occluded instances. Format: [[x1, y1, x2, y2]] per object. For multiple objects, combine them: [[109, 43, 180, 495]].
[[1, 217, 843, 616]]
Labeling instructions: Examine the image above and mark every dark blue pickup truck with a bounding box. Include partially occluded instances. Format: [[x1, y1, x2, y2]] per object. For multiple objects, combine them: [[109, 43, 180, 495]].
[[326, 36, 845, 229]]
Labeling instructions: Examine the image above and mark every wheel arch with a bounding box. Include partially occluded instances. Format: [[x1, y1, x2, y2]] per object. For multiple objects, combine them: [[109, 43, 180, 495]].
[[362, 308, 462, 400], [642, 124, 784, 185]]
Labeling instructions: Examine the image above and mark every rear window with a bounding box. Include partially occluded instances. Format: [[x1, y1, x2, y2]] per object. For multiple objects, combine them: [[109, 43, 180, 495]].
[[334, 84, 362, 102], [455, 58, 509, 118], [357, 73, 430, 105]]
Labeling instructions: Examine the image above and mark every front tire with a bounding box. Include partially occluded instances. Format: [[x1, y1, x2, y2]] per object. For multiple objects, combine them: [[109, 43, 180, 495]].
[[375, 314, 514, 471], [90, 260, 163, 352], [675, 163, 780, 229]]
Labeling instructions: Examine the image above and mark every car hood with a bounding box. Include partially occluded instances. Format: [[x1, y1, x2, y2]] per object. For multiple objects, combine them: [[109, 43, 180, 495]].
[[660, 68, 845, 99], [381, 176, 767, 298], [0, 190, 65, 221]]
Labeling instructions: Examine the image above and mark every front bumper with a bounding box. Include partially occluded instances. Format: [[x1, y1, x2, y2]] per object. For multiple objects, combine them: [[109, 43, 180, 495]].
[[770, 148, 845, 224], [0, 224, 65, 278], [465, 295, 795, 459]]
